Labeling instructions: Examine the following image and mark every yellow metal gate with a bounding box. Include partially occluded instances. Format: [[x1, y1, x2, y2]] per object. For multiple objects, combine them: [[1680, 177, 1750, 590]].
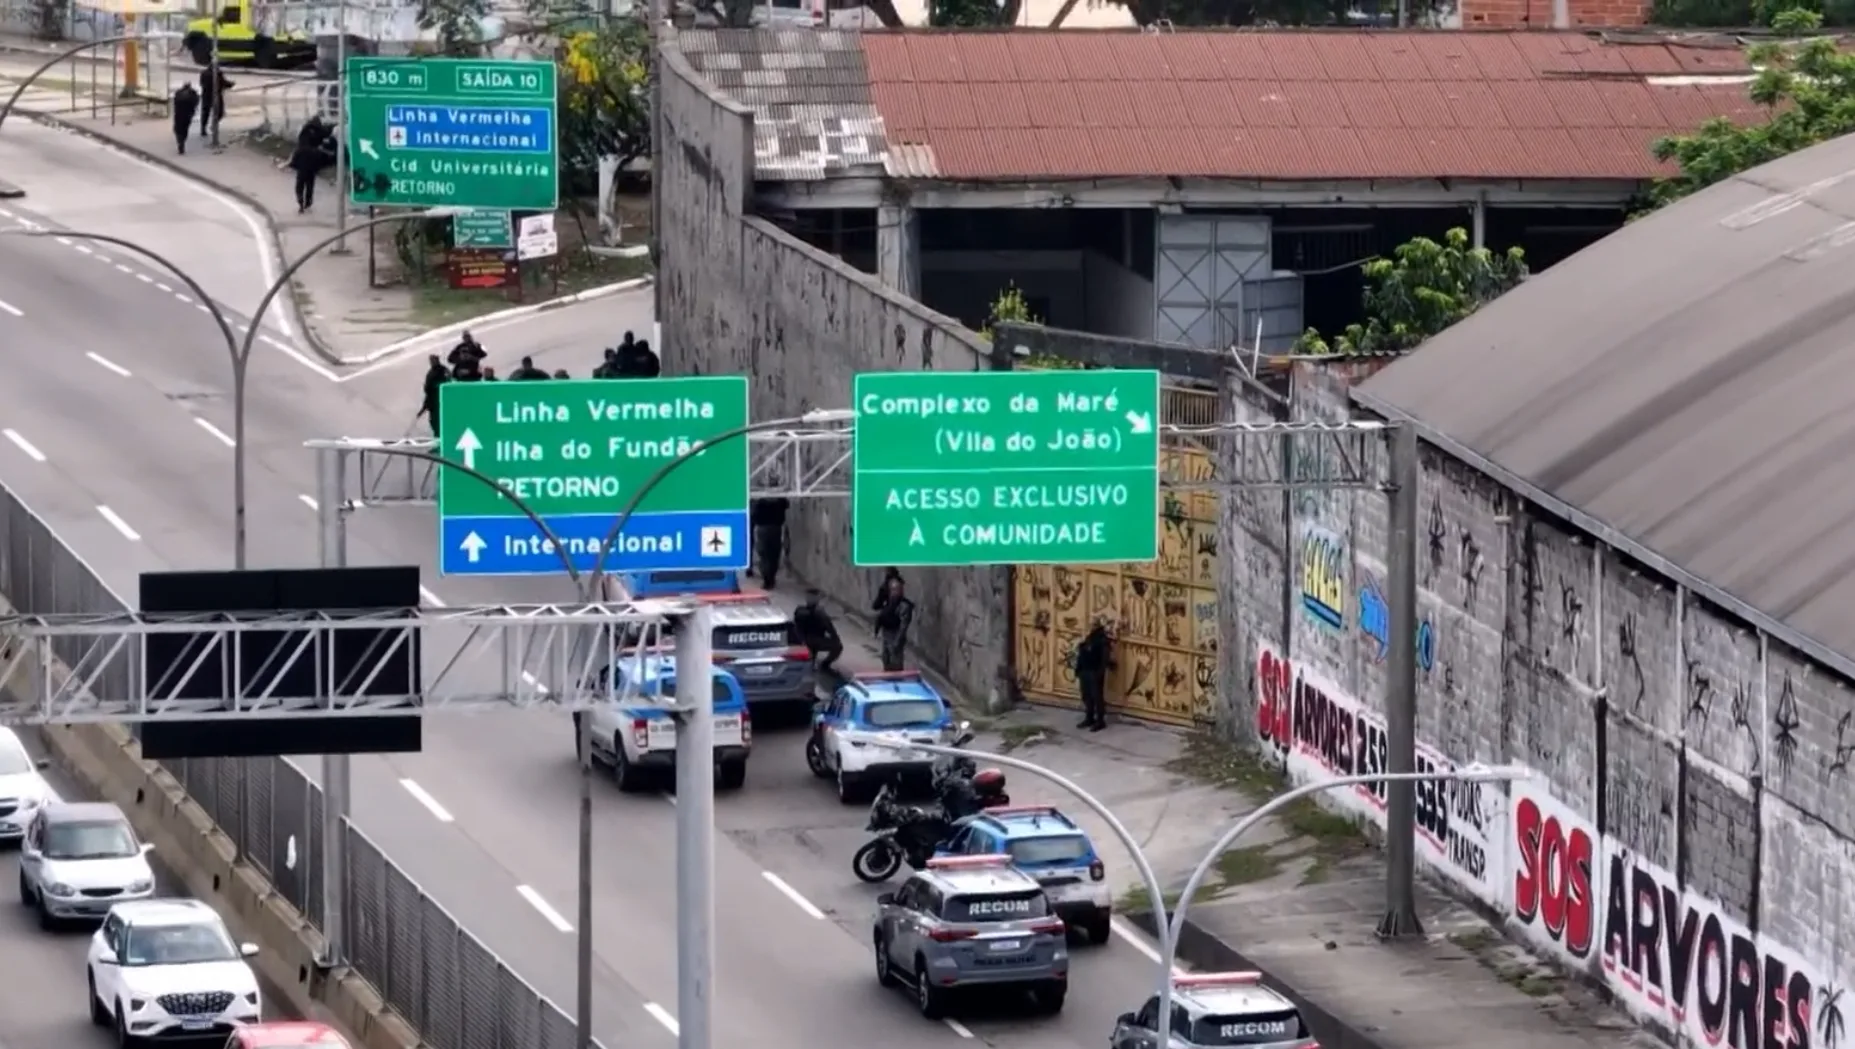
[[1011, 440, 1219, 728]]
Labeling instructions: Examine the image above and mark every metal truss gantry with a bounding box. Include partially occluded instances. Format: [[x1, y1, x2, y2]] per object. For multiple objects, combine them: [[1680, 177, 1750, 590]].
[[0, 602, 690, 724], [341, 418, 1388, 507]]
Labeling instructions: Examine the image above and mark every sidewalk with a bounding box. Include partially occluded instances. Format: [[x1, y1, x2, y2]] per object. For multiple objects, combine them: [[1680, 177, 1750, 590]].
[[758, 571, 1658, 1049], [0, 45, 651, 363]]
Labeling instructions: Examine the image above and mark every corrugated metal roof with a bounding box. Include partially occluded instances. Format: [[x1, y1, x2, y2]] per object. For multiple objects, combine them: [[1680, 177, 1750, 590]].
[[680, 28, 887, 180], [1353, 131, 1855, 657], [859, 28, 1765, 181]]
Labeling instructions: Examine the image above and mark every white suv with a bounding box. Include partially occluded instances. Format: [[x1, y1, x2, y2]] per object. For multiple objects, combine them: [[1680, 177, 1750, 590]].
[[20, 802, 156, 927], [87, 899, 262, 1047]]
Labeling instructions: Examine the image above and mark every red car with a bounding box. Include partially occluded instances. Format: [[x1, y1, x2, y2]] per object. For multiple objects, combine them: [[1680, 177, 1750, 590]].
[[223, 1022, 352, 1049]]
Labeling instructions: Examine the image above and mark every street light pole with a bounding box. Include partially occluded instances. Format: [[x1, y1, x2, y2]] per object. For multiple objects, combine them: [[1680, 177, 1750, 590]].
[[568, 407, 851, 1049], [1164, 765, 1533, 1031]]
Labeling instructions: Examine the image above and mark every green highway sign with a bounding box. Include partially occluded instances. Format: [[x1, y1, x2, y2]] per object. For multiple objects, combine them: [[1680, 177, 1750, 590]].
[[453, 209, 512, 248], [436, 377, 750, 576], [345, 57, 559, 212], [851, 370, 1161, 567]]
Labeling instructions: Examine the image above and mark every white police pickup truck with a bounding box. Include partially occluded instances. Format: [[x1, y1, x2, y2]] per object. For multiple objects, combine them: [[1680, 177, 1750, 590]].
[[579, 655, 752, 792]]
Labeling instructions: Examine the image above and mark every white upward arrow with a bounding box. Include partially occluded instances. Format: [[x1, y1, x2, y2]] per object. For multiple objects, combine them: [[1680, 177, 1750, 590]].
[[1125, 410, 1153, 435], [459, 531, 487, 564], [455, 428, 482, 469]]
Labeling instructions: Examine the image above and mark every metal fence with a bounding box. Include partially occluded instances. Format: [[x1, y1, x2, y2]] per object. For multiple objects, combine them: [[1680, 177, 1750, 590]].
[[0, 478, 591, 1049]]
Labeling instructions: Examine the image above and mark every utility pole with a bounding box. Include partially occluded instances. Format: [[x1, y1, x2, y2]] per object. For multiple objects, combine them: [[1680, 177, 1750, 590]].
[[208, 6, 222, 150], [331, 8, 351, 255], [648, 0, 663, 340], [315, 446, 351, 966], [1376, 423, 1422, 939], [674, 603, 716, 1049]]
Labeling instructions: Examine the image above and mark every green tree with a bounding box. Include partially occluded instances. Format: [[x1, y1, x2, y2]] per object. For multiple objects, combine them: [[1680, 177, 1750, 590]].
[[557, 17, 652, 188], [1294, 228, 1526, 355], [1649, 8, 1850, 206], [417, 0, 489, 55], [931, 0, 1024, 25]]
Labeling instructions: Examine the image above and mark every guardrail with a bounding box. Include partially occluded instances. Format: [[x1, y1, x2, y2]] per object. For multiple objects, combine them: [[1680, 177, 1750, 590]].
[[0, 477, 596, 1049], [252, 75, 337, 139]]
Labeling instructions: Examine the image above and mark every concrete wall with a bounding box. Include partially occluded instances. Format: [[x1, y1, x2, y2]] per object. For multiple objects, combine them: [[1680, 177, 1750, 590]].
[[658, 33, 1009, 702], [1219, 358, 1855, 1049]]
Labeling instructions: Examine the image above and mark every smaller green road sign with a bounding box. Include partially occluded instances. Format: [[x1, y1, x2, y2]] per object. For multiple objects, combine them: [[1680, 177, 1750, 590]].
[[436, 376, 749, 576], [852, 370, 1161, 567], [453, 209, 512, 248], [346, 57, 558, 212]]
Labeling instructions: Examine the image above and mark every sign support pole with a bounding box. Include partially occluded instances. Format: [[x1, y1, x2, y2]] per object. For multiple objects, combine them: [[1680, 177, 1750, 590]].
[[315, 446, 351, 967]]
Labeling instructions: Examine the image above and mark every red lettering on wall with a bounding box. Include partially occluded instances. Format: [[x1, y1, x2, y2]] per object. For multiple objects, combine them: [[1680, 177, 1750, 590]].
[[1513, 795, 1595, 959], [1255, 647, 1291, 762]]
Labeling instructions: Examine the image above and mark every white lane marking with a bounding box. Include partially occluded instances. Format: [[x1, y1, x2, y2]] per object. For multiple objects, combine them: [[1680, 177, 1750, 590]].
[[298, 494, 318, 511], [194, 417, 236, 448], [1111, 917, 1163, 964], [53, 236, 70, 246], [154, 281, 172, 294], [519, 670, 549, 693], [86, 352, 132, 377], [73, 244, 92, 254], [514, 885, 573, 932], [760, 871, 825, 920], [398, 778, 455, 823], [3, 429, 45, 462], [174, 292, 191, 304], [0, 297, 20, 317], [419, 585, 445, 607], [257, 332, 338, 382], [135, 273, 153, 284], [113, 263, 133, 274], [195, 303, 210, 313], [943, 1019, 975, 1039], [97, 505, 140, 541], [643, 1004, 678, 1035]]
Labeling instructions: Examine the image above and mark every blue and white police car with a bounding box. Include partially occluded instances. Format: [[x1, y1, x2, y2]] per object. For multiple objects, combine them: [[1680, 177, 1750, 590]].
[[939, 805, 1113, 945], [580, 654, 752, 792], [807, 671, 958, 804], [616, 572, 816, 711]]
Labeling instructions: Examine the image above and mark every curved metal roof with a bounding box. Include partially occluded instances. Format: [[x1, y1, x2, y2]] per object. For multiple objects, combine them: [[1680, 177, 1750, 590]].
[[1354, 132, 1855, 657]]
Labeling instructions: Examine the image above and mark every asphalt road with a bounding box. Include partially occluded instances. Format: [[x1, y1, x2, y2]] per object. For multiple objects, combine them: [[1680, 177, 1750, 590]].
[[0, 124, 1173, 1049], [0, 738, 298, 1049]]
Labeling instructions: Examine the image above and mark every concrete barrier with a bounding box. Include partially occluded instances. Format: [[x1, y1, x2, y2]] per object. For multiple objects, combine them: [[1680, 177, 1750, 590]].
[[4, 624, 420, 1049]]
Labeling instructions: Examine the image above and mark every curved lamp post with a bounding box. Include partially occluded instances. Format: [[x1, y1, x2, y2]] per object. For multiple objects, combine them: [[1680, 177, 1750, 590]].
[[0, 32, 179, 133], [871, 737, 1532, 1048], [9, 208, 454, 567]]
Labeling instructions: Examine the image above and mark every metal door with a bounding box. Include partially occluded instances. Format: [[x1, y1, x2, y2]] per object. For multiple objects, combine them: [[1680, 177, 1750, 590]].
[[1153, 215, 1272, 350]]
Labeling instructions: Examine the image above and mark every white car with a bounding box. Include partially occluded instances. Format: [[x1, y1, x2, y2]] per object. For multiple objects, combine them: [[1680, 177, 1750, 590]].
[[0, 726, 56, 842], [87, 899, 262, 1047], [19, 801, 157, 927]]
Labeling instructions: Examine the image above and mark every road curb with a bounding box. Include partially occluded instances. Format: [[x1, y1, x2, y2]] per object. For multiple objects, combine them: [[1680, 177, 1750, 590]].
[[351, 274, 656, 363], [17, 109, 342, 364], [1124, 909, 1388, 1049]]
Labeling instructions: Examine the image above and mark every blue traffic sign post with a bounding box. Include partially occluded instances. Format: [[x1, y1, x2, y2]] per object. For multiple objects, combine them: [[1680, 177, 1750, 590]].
[[436, 377, 751, 576]]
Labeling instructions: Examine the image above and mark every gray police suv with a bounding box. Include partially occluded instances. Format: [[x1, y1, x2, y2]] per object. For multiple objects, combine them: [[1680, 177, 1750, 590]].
[[1111, 972, 1317, 1048], [872, 854, 1069, 1019]]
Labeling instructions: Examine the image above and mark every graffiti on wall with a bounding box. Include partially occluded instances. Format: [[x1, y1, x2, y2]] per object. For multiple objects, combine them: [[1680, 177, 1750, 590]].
[[1357, 575, 1436, 672], [1510, 781, 1847, 1049], [1254, 641, 1505, 908], [1301, 525, 1346, 630], [1012, 447, 1216, 726]]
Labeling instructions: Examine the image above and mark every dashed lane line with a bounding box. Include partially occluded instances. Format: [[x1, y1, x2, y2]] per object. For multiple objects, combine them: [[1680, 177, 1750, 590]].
[[86, 352, 131, 377], [2, 428, 45, 462], [514, 885, 573, 933], [96, 505, 140, 541]]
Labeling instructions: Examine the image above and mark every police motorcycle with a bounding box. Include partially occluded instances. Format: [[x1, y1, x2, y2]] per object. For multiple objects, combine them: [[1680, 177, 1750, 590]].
[[851, 731, 1011, 882]]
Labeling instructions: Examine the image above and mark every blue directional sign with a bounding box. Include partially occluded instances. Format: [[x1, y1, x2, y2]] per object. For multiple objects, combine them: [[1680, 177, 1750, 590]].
[[435, 377, 751, 577]]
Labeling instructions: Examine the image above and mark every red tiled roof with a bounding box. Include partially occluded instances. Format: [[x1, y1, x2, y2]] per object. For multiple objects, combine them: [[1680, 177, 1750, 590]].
[[860, 29, 1767, 182]]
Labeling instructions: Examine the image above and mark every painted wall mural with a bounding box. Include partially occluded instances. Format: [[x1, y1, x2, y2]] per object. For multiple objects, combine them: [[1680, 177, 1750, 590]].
[[1013, 446, 1217, 727]]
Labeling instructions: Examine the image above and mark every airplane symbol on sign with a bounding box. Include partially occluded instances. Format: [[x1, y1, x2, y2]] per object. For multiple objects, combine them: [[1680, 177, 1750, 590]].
[[699, 526, 733, 558]]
